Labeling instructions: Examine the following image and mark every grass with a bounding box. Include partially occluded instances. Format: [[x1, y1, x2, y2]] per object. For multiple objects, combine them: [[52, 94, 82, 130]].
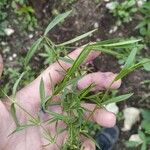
[[0, 10, 149, 150], [0, 0, 149, 147]]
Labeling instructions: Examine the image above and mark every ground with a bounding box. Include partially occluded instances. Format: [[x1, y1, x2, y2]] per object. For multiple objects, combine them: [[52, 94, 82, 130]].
[[0, 0, 150, 149]]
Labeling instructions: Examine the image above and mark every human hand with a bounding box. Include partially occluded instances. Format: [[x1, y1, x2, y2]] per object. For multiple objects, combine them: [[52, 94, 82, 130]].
[[0, 47, 121, 150]]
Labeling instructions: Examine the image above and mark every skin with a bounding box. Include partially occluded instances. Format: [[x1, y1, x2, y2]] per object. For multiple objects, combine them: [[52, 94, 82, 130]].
[[0, 47, 121, 150]]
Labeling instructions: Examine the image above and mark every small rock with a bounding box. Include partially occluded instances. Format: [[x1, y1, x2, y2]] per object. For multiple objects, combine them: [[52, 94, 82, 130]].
[[106, 2, 118, 10], [129, 134, 143, 144], [12, 53, 17, 58], [137, 0, 146, 7], [105, 103, 119, 114], [4, 28, 14, 36], [118, 32, 123, 37], [29, 34, 33, 39], [8, 56, 13, 61], [122, 107, 140, 131], [109, 26, 118, 34], [94, 22, 99, 28], [1, 42, 7, 46]]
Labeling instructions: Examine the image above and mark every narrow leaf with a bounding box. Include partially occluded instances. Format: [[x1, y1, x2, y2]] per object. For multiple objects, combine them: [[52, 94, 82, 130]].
[[102, 93, 133, 105], [53, 46, 91, 95], [46, 110, 69, 122], [93, 47, 124, 57], [40, 78, 45, 104], [10, 103, 19, 126], [115, 59, 149, 81], [124, 47, 137, 69], [57, 29, 97, 46], [44, 10, 72, 36], [12, 72, 26, 98], [9, 124, 33, 136], [97, 39, 141, 47], [59, 57, 74, 65], [25, 37, 43, 66]]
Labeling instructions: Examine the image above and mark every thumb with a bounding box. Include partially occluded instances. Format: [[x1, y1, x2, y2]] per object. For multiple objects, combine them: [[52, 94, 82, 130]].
[[0, 54, 3, 78]]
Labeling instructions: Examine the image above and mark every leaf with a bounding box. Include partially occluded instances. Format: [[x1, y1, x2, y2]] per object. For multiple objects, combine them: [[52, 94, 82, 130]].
[[114, 59, 149, 81], [141, 109, 150, 121], [59, 56, 74, 65], [141, 143, 147, 150], [57, 29, 97, 46], [102, 93, 133, 105], [124, 47, 137, 69], [93, 47, 124, 57], [10, 103, 19, 126], [125, 141, 140, 147], [90, 39, 141, 58], [25, 37, 43, 66], [79, 84, 94, 100], [46, 110, 69, 122], [39, 78, 45, 106], [94, 39, 141, 47], [9, 124, 33, 136], [136, 21, 147, 29], [44, 10, 72, 36], [141, 120, 150, 134], [53, 46, 91, 95], [142, 58, 150, 71], [12, 72, 26, 98], [138, 131, 146, 141]]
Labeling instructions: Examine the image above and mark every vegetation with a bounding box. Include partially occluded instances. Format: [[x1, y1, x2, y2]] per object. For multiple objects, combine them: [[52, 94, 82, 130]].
[[0, 0, 150, 149], [1, 11, 149, 149], [136, 1, 150, 43], [106, 0, 137, 26]]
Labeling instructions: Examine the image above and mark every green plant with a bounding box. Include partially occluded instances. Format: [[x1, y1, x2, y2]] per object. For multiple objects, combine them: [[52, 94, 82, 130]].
[[0, 0, 8, 35], [112, 40, 150, 72], [136, 2, 150, 43], [1, 11, 150, 149], [11, 0, 37, 31], [95, 0, 101, 4], [125, 109, 150, 150], [1, 56, 36, 97], [106, 0, 138, 26]]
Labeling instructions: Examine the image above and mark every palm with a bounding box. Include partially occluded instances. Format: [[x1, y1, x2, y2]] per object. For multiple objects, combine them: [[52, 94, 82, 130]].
[[0, 99, 65, 150], [0, 48, 121, 150]]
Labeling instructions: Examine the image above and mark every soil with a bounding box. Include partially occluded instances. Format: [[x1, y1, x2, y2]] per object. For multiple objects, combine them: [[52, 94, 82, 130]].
[[0, 0, 150, 149]]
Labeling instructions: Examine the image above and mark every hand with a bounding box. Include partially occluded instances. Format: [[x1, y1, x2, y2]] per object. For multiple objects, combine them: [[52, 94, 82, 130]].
[[0, 47, 121, 150]]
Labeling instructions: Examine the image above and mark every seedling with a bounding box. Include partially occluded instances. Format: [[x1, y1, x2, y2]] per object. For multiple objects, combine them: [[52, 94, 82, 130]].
[[1, 11, 150, 150], [106, 0, 137, 26]]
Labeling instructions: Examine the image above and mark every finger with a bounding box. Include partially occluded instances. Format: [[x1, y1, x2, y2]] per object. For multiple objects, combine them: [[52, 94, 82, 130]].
[[81, 139, 95, 150], [78, 72, 121, 91], [0, 101, 16, 149], [18, 47, 100, 101], [39, 47, 100, 89], [0, 54, 3, 78], [83, 103, 116, 127]]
